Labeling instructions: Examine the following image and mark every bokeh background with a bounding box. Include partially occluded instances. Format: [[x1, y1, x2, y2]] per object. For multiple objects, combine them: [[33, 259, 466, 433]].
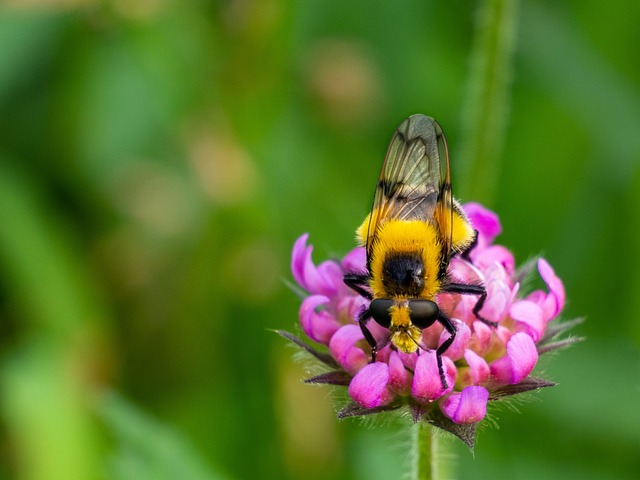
[[1, 1, 639, 479]]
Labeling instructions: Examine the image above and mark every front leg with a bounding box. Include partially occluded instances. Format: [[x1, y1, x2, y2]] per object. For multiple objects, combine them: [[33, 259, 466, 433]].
[[357, 308, 379, 361], [346, 273, 391, 361], [435, 311, 457, 390], [344, 272, 373, 300], [441, 282, 498, 328], [460, 229, 479, 261]]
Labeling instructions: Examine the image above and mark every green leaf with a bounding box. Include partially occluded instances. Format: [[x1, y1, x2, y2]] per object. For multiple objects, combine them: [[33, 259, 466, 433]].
[[276, 330, 340, 368], [488, 376, 556, 400], [304, 371, 352, 386], [337, 402, 401, 419], [426, 408, 477, 450]]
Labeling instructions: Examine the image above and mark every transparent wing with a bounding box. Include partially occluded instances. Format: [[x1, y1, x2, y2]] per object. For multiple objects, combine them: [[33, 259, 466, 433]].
[[364, 114, 454, 259]]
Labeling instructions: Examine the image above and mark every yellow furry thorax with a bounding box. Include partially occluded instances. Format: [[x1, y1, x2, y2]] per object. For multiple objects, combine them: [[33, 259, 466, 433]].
[[356, 206, 475, 299], [361, 219, 443, 300]]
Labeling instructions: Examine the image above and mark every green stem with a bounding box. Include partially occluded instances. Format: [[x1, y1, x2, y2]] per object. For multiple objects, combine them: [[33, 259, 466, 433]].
[[412, 422, 450, 480], [458, 0, 519, 206]]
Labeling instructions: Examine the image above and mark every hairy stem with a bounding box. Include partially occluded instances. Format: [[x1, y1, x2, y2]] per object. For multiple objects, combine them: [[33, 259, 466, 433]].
[[412, 422, 452, 480]]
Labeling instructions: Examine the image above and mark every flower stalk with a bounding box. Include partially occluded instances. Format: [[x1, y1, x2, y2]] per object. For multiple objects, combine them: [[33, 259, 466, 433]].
[[458, 0, 519, 205], [412, 422, 446, 480]]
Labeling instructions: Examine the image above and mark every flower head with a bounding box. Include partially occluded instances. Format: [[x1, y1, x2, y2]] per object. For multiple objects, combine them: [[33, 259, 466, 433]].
[[281, 203, 580, 447]]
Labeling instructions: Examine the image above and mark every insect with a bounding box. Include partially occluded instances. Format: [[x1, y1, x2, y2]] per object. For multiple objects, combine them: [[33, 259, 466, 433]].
[[344, 114, 492, 390]]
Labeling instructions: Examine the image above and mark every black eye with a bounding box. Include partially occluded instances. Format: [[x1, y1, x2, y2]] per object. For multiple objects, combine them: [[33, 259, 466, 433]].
[[408, 300, 439, 328], [370, 299, 395, 328]]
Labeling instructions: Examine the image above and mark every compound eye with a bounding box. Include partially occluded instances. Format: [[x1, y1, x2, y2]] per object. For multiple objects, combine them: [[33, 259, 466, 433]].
[[408, 299, 439, 328], [370, 298, 395, 328]]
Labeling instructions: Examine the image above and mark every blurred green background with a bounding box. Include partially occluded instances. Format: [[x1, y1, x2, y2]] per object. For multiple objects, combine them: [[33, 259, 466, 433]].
[[0, 1, 639, 479]]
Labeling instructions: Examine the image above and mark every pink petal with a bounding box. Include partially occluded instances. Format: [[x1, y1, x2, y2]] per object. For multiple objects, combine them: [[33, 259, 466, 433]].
[[421, 323, 444, 350], [373, 344, 392, 363], [495, 325, 513, 346], [538, 258, 565, 321], [470, 320, 493, 356], [290, 234, 341, 296], [463, 202, 501, 247], [342, 246, 367, 273], [291, 234, 311, 288], [473, 246, 515, 276], [336, 295, 368, 324], [436, 292, 458, 317], [510, 300, 545, 342], [387, 351, 410, 393], [490, 332, 538, 384], [450, 294, 476, 324], [299, 295, 341, 344], [366, 318, 393, 345], [302, 259, 339, 297], [526, 290, 545, 304], [411, 351, 454, 402], [448, 257, 483, 284], [478, 277, 512, 324], [329, 325, 368, 374], [441, 386, 489, 424], [348, 362, 394, 408], [440, 321, 470, 361], [507, 333, 539, 381], [464, 349, 490, 384], [397, 350, 418, 370]]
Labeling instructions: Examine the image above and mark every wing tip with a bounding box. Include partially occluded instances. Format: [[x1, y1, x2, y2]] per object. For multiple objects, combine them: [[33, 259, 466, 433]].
[[400, 114, 442, 140]]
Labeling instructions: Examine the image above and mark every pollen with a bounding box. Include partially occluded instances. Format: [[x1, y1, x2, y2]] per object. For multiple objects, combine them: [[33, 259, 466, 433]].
[[387, 304, 420, 353], [389, 303, 411, 327]]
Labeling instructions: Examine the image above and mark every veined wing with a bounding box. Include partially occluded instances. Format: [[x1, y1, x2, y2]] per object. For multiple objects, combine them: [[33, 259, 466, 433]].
[[364, 114, 454, 258]]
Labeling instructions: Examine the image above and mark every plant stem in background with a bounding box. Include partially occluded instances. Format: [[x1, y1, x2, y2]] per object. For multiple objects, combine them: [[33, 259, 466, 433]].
[[458, 0, 519, 206], [0, 163, 104, 480]]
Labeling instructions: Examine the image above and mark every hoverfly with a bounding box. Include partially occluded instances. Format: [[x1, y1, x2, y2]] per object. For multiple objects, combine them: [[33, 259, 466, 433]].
[[344, 114, 491, 389]]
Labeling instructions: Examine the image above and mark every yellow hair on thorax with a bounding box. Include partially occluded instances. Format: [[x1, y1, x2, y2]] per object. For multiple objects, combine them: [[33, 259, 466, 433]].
[[450, 206, 475, 253], [356, 213, 372, 246], [356, 206, 474, 253]]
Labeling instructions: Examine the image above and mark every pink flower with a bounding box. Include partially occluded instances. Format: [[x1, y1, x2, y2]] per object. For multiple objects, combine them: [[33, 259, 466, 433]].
[[490, 332, 539, 384], [329, 325, 369, 374], [412, 352, 456, 402], [281, 203, 579, 446], [299, 295, 340, 343], [349, 363, 393, 408], [464, 202, 501, 247], [291, 234, 345, 297], [441, 386, 489, 424]]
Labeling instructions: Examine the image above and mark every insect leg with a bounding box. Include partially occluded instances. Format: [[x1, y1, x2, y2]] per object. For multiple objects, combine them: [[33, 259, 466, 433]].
[[345, 273, 390, 361], [357, 308, 379, 361], [344, 273, 373, 300], [470, 288, 497, 327], [460, 229, 479, 261], [441, 282, 498, 327], [435, 311, 457, 390]]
